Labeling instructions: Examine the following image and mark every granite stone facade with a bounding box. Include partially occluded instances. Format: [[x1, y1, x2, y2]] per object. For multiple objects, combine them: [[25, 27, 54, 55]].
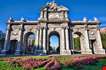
[[1, 1, 105, 55]]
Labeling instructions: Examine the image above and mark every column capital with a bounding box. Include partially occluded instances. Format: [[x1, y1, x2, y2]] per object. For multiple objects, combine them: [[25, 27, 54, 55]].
[[43, 26, 48, 29], [35, 26, 40, 30], [6, 24, 11, 30], [83, 25, 88, 30], [61, 27, 65, 29], [65, 26, 69, 29], [40, 27, 44, 29], [19, 27, 24, 31], [97, 28, 100, 31]]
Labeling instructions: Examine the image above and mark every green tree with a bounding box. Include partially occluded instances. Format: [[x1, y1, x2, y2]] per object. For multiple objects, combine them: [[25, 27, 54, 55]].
[[101, 33, 106, 49], [74, 37, 80, 50]]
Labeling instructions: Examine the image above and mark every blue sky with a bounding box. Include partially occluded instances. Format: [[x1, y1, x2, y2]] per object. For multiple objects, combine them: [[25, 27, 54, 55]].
[[0, 0, 106, 32], [50, 35, 59, 48]]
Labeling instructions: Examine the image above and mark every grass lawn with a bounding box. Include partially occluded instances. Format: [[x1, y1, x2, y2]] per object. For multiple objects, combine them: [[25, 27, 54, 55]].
[[0, 61, 24, 70], [0, 61, 46, 70]]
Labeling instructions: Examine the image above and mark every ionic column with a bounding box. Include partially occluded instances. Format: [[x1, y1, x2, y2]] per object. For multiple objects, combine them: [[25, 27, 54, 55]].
[[82, 29, 92, 54], [64, 12, 69, 21], [60, 27, 65, 55], [65, 27, 69, 50], [38, 28, 42, 51], [41, 11, 43, 18], [15, 25, 23, 55], [1, 24, 11, 55], [44, 11, 47, 20], [95, 29, 105, 54], [65, 12, 68, 18], [61, 28, 65, 50], [72, 32, 75, 54], [36, 31, 39, 48], [80, 36, 85, 53], [33, 30, 39, 54], [43, 27, 47, 53], [65, 27, 71, 54]]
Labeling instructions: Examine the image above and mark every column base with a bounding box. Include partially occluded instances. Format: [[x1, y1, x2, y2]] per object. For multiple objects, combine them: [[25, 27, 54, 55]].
[[81, 50, 92, 54], [35, 50, 44, 55], [0, 50, 7, 55], [35, 50, 47, 55], [43, 50, 47, 54], [15, 50, 21, 55], [94, 49, 105, 54], [60, 50, 71, 55], [33, 50, 37, 55]]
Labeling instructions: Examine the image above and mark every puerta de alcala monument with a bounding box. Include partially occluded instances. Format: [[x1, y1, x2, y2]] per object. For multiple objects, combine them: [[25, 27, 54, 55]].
[[1, 1, 105, 55]]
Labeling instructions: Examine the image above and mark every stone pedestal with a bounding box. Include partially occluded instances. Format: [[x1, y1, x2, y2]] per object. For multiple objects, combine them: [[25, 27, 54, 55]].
[[15, 41, 22, 55], [94, 49, 105, 54], [60, 50, 71, 55], [15, 41, 21, 55], [15, 50, 21, 55], [43, 50, 47, 54], [1, 50, 7, 56], [81, 50, 92, 54]]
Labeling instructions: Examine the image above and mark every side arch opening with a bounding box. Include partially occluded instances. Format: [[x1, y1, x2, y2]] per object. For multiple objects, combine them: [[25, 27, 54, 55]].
[[8, 40, 18, 54], [24, 32, 35, 54], [72, 32, 82, 54]]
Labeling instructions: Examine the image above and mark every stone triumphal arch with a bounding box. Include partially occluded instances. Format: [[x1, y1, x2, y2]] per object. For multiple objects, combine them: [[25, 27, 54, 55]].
[[1, 1, 105, 55]]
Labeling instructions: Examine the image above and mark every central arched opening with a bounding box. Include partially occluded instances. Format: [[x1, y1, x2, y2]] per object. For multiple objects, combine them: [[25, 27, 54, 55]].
[[24, 32, 35, 54], [48, 31, 60, 54]]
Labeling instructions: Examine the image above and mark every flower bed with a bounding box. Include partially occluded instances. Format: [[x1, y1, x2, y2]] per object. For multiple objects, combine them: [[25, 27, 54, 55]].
[[0, 55, 106, 70], [1, 56, 61, 70], [64, 55, 106, 70]]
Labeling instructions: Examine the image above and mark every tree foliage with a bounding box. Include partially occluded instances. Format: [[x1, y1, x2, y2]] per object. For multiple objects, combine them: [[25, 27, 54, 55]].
[[101, 33, 106, 49], [73, 37, 80, 50]]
